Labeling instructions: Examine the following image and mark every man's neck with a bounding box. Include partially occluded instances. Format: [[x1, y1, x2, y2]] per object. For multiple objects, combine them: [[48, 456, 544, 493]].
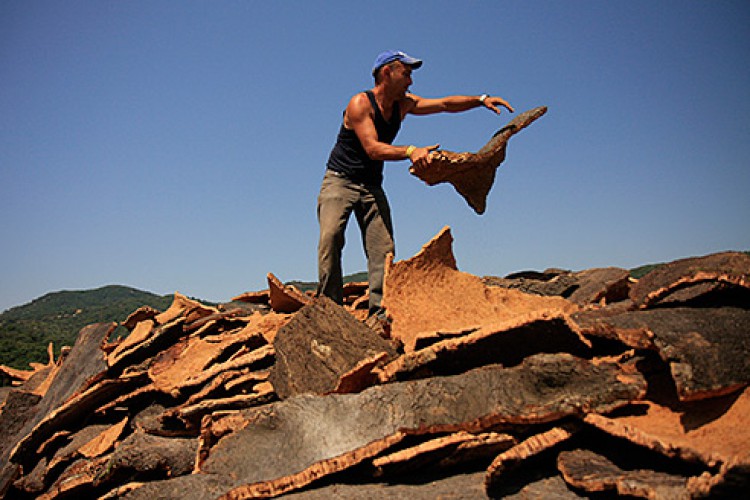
[[370, 84, 399, 114]]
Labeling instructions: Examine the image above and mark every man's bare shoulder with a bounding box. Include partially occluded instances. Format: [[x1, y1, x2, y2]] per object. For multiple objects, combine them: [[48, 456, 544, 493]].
[[344, 92, 374, 128], [347, 92, 373, 113]]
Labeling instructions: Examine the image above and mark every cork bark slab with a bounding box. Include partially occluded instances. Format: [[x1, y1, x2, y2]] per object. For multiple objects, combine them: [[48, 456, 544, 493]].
[[371, 431, 516, 478], [572, 307, 750, 401], [165, 381, 275, 427], [9, 374, 147, 469], [382, 226, 577, 352], [36, 455, 111, 500], [0, 390, 41, 469], [270, 297, 397, 398], [267, 272, 313, 314], [583, 386, 750, 469], [148, 327, 267, 395], [14, 417, 128, 495], [570, 306, 655, 350], [107, 318, 186, 375], [97, 431, 198, 485], [120, 305, 159, 331], [158, 344, 275, 399], [199, 354, 644, 499], [107, 319, 154, 366], [230, 288, 270, 305], [112, 470, 492, 500], [41, 432, 198, 500], [629, 251, 750, 309], [566, 267, 631, 306], [378, 311, 592, 382], [410, 106, 547, 214], [0, 342, 58, 390], [154, 292, 218, 326], [484, 425, 579, 492], [1, 322, 115, 488], [557, 448, 690, 498]]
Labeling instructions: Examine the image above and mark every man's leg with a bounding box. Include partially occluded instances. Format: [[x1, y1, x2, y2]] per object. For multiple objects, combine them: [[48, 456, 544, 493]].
[[357, 185, 395, 316], [317, 172, 357, 305]]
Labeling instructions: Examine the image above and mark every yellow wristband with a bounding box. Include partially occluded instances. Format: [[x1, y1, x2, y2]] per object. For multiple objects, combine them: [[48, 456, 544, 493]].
[[405, 145, 416, 159]]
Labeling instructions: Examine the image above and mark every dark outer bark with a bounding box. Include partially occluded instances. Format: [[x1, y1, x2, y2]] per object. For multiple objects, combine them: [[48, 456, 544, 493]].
[[270, 297, 397, 398], [629, 251, 750, 308], [557, 449, 690, 498], [576, 307, 750, 401], [0, 322, 114, 491], [199, 353, 644, 499]]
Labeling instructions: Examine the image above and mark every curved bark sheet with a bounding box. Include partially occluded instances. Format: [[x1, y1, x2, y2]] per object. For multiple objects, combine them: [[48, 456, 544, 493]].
[[485, 425, 578, 492], [570, 306, 655, 350], [382, 227, 577, 353], [107, 319, 154, 366], [166, 382, 276, 427], [96, 431, 198, 485], [0, 390, 41, 460], [9, 374, 147, 468], [15, 418, 128, 495], [198, 354, 644, 499], [230, 288, 270, 305], [37, 455, 111, 500], [583, 386, 750, 469], [557, 449, 690, 498], [120, 305, 160, 331], [409, 106, 547, 214], [154, 292, 218, 326], [107, 318, 186, 376], [379, 312, 592, 382], [371, 431, 516, 478], [41, 432, 198, 500], [267, 272, 312, 314], [114, 470, 492, 500], [148, 326, 267, 395], [1, 322, 115, 486], [573, 307, 750, 401], [629, 251, 750, 309], [566, 267, 631, 306]]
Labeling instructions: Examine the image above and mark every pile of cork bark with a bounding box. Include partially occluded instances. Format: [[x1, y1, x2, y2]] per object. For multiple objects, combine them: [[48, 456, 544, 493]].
[[1, 227, 748, 499]]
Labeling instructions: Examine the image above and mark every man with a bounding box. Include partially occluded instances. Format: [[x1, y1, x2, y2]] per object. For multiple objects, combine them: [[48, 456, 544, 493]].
[[317, 50, 514, 325]]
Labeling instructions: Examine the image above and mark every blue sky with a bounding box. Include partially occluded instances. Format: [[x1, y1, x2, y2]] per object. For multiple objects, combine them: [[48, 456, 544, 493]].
[[1, 1, 749, 312]]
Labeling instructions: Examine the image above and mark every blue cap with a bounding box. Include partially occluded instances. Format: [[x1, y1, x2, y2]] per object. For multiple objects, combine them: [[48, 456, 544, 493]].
[[371, 50, 423, 76]]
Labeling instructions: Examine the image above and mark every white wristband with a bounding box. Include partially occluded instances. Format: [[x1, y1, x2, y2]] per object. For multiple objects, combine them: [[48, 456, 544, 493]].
[[479, 94, 489, 103]]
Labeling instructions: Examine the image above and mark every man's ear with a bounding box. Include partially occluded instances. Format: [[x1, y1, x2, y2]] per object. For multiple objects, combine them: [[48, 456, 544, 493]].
[[381, 63, 393, 80]]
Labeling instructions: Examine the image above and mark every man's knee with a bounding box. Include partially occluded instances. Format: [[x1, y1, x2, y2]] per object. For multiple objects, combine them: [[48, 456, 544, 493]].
[[319, 226, 345, 252]]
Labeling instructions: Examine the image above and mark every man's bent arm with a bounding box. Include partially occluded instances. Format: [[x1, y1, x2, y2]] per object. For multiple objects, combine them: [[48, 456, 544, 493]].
[[347, 93, 422, 162]]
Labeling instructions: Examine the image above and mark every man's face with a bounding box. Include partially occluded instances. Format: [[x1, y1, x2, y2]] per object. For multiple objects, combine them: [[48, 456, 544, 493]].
[[388, 61, 413, 96]]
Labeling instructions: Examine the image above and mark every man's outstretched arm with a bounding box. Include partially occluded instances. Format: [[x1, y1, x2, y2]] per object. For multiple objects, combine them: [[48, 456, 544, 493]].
[[406, 94, 514, 116]]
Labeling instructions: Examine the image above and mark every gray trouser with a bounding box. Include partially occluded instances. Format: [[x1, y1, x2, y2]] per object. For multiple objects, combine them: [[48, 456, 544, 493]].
[[317, 170, 395, 315]]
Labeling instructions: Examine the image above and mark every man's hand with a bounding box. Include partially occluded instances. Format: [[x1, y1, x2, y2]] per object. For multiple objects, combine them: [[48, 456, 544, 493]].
[[410, 144, 439, 171], [483, 96, 514, 114]]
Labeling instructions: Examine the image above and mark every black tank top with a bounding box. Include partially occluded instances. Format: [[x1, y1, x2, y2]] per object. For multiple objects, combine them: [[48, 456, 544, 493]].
[[326, 90, 401, 186]]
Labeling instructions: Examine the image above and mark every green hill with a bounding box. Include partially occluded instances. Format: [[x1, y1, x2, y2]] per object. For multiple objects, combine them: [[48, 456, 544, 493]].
[[0, 285, 173, 370], [287, 272, 368, 293]]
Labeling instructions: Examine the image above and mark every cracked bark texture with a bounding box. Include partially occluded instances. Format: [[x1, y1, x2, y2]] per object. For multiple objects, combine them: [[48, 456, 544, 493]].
[[200, 354, 644, 499]]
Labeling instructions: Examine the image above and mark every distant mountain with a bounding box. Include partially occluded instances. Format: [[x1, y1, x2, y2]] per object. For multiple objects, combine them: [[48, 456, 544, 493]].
[[0, 285, 174, 371]]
